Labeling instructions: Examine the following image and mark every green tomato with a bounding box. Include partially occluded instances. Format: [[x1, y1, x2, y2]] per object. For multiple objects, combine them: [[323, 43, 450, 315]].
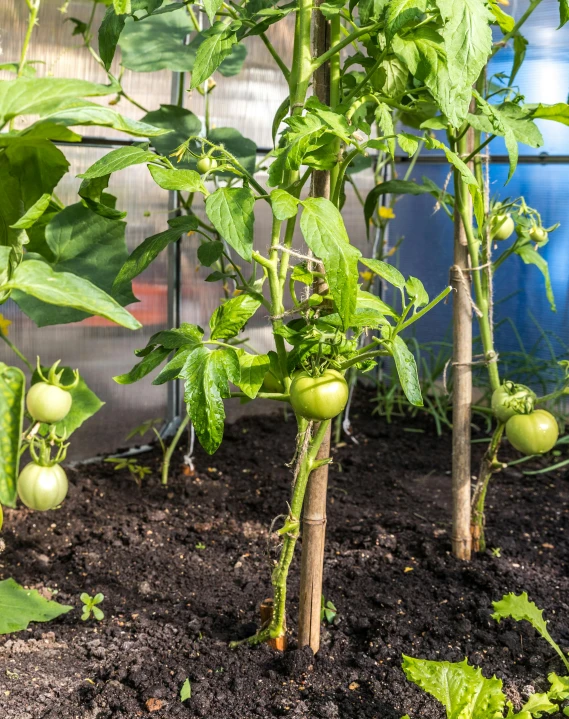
[[261, 371, 284, 394], [529, 226, 548, 244], [491, 382, 535, 423], [26, 382, 72, 424], [289, 369, 349, 421], [490, 214, 515, 241], [196, 157, 218, 174], [17, 462, 69, 511], [505, 409, 559, 456]]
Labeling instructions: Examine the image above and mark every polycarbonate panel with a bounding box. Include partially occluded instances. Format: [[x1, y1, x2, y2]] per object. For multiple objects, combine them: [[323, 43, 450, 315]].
[[2, 145, 170, 459]]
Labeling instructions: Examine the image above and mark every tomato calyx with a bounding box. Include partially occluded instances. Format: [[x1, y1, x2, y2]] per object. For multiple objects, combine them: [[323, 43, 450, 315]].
[[36, 357, 79, 391], [491, 380, 536, 423], [26, 429, 70, 469]]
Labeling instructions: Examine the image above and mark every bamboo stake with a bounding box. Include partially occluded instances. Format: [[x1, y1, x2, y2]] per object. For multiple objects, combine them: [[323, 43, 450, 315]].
[[297, 0, 333, 653], [450, 128, 475, 561]]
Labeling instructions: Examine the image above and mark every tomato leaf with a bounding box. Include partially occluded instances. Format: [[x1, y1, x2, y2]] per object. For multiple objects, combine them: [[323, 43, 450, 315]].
[[6, 260, 141, 330], [181, 346, 240, 454], [148, 165, 206, 194], [559, 0, 569, 28], [236, 351, 270, 399], [514, 244, 556, 312], [114, 347, 172, 385], [197, 240, 224, 267], [402, 655, 506, 719], [360, 258, 405, 290], [113, 0, 131, 14], [300, 197, 361, 329], [0, 578, 73, 634], [489, 1, 515, 34], [142, 105, 202, 162], [99, 6, 126, 70], [386, 0, 428, 39], [203, 0, 223, 23], [390, 336, 423, 407], [270, 189, 299, 221], [78, 145, 158, 180], [189, 23, 239, 89], [205, 187, 255, 261], [0, 364, 25, 508], [10, 193, 51, 230], [209, 294, 261, 340]]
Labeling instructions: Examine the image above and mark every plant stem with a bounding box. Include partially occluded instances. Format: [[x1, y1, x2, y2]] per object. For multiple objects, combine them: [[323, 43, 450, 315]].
[[491, 0, 544, 56], [311, 22, 380, 70], [161, 415, 190, 485], [471, 423, 504, 552], [1, 334, 34, 371], [17, 0, 40, 79], [231, 419, 331, 647]]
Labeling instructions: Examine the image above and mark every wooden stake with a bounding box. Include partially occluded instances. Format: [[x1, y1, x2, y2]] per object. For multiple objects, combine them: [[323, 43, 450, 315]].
[[451, 129, 474, 561], [297, 0, 333, 653]]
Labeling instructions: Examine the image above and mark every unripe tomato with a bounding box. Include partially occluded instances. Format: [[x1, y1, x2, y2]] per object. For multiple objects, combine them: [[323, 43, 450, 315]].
[[26, 382, 72, 424], [261, 371, 284, 394], [491, 382, 535, 423], [289, 369, 349, 421], [505, 409, 559, 456], [529, 226, 548, 244], [17, 462, 68, 511], [196, 157, 218, 174], [490, 214, 515, 241]]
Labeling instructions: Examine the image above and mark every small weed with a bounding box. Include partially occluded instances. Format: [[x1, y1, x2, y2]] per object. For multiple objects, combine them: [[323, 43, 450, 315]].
[[80, 593, 104, 621]]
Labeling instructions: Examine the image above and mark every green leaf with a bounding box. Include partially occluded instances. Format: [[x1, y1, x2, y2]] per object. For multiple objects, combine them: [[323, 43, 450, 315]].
[[14, 202, 135, 326], [489, 1, 515, 33], [153, 348, 192, 385], [180, 678, 192, 702], [397, 132, 420, 156], [364, 180, 436, 234], [197, 240, 224, 267], [148, 165, 206, 193], [358, 0, 390, 24], [357, 289, 398, 320], [519, 692, 557, 718], [30, 102, 170, 138], [10, 193, 51, 230], [529, 102, 569, 127], [33, 366, 104, 436], [113, 0, 131, 13], [386, 0, 428, 39], [4, 139, 69, 212], [272, 96, 290, 147], [375, 103, 395, 157], [469, 102, 543, 151], [0, 78, 119, 126], [208, 127, 257, 177], [209, 294, 261, 340], [361, 258, 405, 289], [510, 33, 528, 83], [514, 244, 556, 312], [291, 263, 313, 286], [142, 105, 202, 161], [78, 176, 126, 221], [189, 23, 239, 89], [114, 347, 171, 384], [270, 189, 299, 220], [0, 578, 73, 634], [113, 217, 198, 293], [300, 197, 361, 329], [403, 655, 506, 718], [181, 346, 240, 454], [236, 351, 270, 399], [405, 276, 429, 307], [78, 145, 158, 179], [390, 337, 423, 407], [204, 0, 223, 22], [99, 6, 126, 70], [0, 364, 25, 508], [548, 673, 569, 702], [492, 593, 568, 670], [426, 137, 479, 187], [92, 606, 104, 621], [559, 0, 569, 27], [205, 187, 255, 261], [6, 260, 141, 330]]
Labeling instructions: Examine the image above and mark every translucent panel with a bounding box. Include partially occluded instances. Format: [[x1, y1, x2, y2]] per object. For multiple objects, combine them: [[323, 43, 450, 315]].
[[2, 145, 170, 459]]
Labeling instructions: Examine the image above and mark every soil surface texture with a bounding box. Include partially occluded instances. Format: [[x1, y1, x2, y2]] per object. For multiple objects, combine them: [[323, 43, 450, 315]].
[[1, 394, 568, 719]]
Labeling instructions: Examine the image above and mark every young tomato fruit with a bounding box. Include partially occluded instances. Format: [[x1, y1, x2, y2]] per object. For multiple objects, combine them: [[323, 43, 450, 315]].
[[17, 462, 69, 511], [529, 226, 548, 244], [505, 409, 559, 456], [289, 369, 349, 421], [490, 214, 515, 241], [196, 156, 218, 174], [491, 382, 535, 423], [26, 382, 72, 424]]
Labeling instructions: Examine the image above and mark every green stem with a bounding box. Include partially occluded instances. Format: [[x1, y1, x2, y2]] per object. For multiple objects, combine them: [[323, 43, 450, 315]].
[[259, 33, 290, 81], [161, 415, 190, 485], [342, 49, 386, 105], [17, 0, 40, 79], [398, 287, 453, 332], [491, 0, 544, 57], [1, 334, 34, 371], [311, 22, 380, 70], [471, 423, 504, 552]]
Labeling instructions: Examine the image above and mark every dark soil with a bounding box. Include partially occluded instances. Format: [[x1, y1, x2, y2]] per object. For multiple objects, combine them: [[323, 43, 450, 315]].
[[1, 394, 569, 719]]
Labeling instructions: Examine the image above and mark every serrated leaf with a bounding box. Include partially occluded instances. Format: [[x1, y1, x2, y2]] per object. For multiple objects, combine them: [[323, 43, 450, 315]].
[[190, 23, 239, 89], [402, 655, 506, 719], [361, 258, 405, 289], [270, 189, 299, 220], [397, 132, 420, 156], [519, 692, 557, 718], [236, 351, 270, 399], [205, 187, 255, 261], [386, 0, 428, 39], [300, 197, 361, 329], [78, 146, 158, 179], [514, 245, 556, 312], [148, 165, 206, 193], [548, 673, 569, 702], [209, 294, 261, 340], [204, 0, 223, 22], [181, 346, 240, 454], [0, 578, 73, 634], [0, 364, 25, 508], [6, 260, 141, 330]]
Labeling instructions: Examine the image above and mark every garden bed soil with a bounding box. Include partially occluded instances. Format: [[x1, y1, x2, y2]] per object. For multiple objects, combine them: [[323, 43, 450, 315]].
[[1, 395, 569, 719]]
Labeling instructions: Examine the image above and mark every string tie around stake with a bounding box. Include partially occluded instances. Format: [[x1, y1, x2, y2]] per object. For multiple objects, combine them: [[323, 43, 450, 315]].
[[442, 351, 500, 396], [291, 102, 304, 111], [449, 264, 483, 318], [272, 244, 322, 265]]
